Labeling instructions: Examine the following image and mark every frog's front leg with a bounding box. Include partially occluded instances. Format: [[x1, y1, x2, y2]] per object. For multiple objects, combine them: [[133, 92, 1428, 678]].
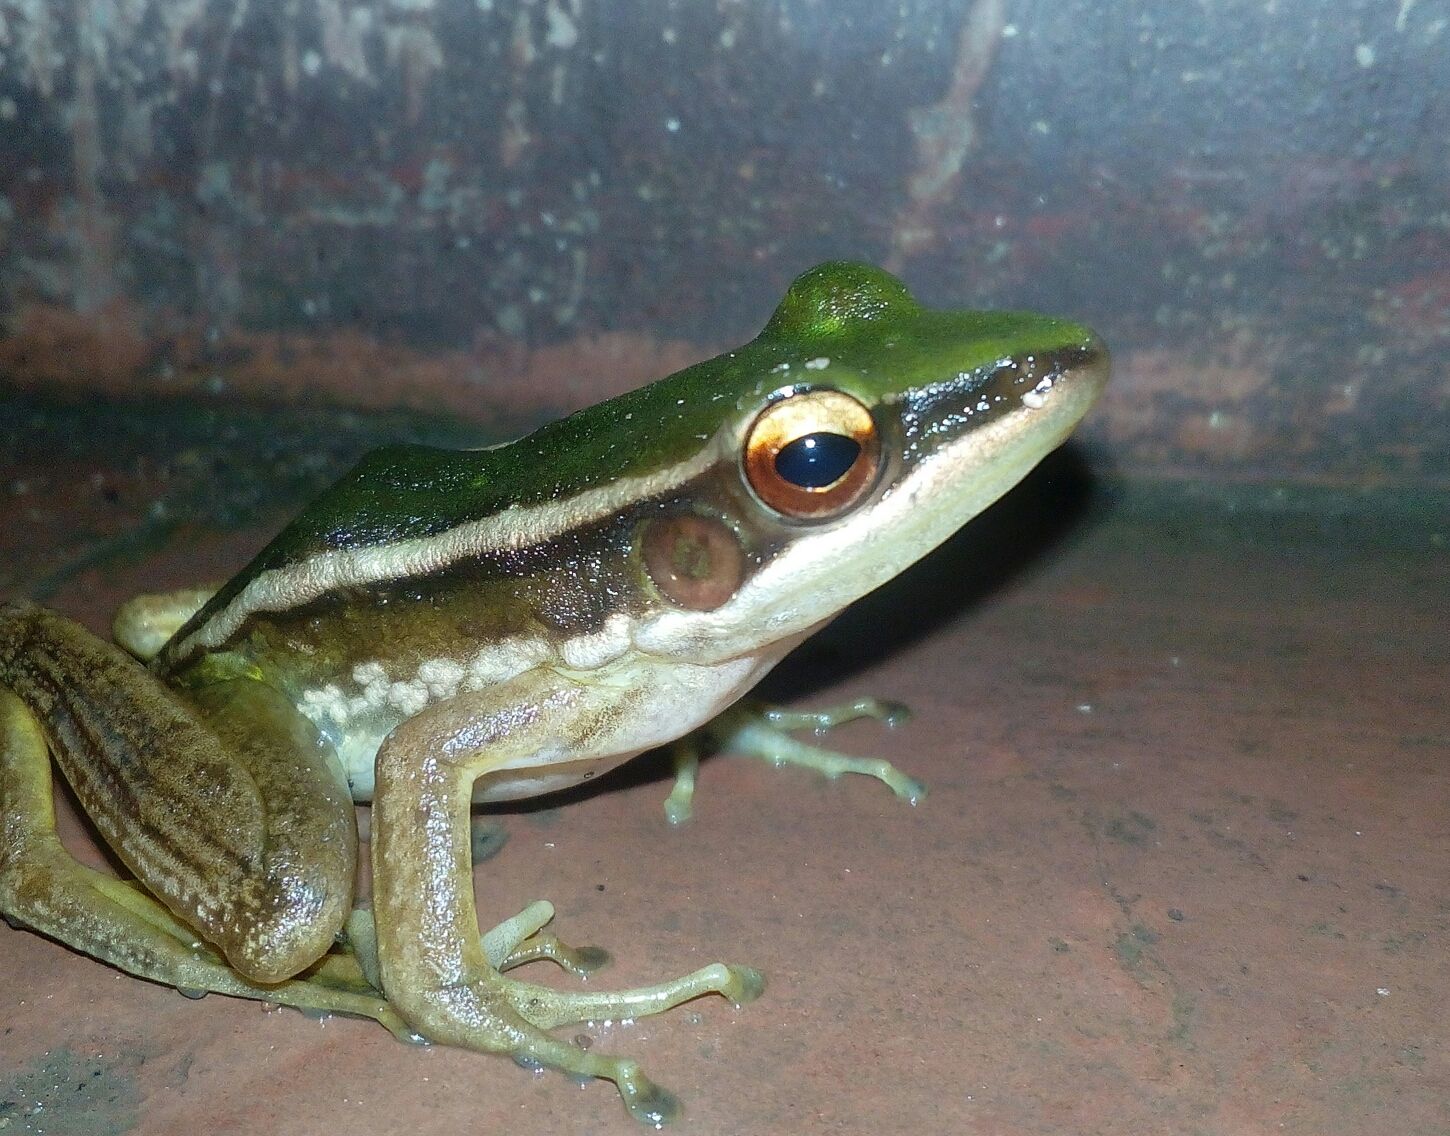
[[370, 667, 763, 1127]]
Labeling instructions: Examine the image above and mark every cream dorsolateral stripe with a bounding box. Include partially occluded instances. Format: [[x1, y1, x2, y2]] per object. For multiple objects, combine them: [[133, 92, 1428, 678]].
[[174, 443, 724, 659]]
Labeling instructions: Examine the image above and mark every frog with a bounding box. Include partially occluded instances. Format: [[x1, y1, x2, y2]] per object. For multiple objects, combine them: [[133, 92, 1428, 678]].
[[0, 262, 1107, 1126]]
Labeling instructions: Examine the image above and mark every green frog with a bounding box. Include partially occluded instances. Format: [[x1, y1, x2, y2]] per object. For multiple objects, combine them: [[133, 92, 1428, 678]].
[[0, 263, 1107, 1125]]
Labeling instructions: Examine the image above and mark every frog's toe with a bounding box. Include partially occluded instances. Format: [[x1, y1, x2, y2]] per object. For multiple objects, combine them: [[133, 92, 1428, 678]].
[[499, 959, 764, 1031], [867, 698, 912, 730], [759, 695, 913, 733], [617, 1067, 681, 1129], [568, 943, 613, 973], [481, 899, 612, 976], [726, 964, 766, 1004], [502, 932, 612, 977]]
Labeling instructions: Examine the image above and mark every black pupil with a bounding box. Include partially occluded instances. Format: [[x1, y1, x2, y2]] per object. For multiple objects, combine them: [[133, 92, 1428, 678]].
[[774, 432, 861, 489]]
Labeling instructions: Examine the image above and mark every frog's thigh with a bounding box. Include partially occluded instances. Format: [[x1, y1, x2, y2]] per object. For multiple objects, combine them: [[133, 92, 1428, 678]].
[[370, 669, 758, 1125], [0, 603, 355, 983]]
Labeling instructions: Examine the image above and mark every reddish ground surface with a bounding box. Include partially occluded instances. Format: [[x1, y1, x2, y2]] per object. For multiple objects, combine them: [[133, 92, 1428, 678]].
[[1, 470, 1446, 1136]]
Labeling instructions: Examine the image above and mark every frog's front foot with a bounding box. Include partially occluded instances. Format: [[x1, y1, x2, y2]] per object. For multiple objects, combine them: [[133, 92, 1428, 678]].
[[388, 911, 762, 1127], [513, 960, 762, 1126], [489, 931, 764, 1033], [482, 899, 763, 1034], [665, 697, 926, 824]]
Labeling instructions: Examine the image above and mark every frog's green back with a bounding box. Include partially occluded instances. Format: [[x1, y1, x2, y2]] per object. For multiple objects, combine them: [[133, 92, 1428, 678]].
[[244, 263, 1089, 565], [168, 262, 1099, 663]]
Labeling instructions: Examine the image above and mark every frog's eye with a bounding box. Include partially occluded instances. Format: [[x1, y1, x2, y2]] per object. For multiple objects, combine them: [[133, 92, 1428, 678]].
[[743, 388, 881, 520]]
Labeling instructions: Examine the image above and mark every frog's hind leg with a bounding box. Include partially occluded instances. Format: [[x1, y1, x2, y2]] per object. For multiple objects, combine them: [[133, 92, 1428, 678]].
[[0, 685, 413, 1037], [664, 697, 926, 823], [0, 602, 355, 985]]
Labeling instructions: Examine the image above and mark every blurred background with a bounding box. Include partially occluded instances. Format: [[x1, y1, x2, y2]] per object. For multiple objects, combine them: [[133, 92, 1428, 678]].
[[2, 0, 1445, 585], [1, 3, 1446, 1134]]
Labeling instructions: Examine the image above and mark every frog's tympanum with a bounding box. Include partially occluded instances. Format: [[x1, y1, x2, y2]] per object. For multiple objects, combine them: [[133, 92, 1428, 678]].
[[0, 263, 1107, 1125]]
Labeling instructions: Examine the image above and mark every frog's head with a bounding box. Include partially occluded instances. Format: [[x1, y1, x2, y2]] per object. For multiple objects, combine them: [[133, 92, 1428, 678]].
[[629, 261, 1109, 662]]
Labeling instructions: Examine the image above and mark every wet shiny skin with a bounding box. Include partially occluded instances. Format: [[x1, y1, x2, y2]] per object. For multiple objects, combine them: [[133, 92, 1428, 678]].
[[0, 263, 1107, 1125]]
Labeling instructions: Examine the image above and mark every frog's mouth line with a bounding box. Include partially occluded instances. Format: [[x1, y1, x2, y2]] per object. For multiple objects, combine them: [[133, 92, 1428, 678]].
[[632, 339, 1108, 663]]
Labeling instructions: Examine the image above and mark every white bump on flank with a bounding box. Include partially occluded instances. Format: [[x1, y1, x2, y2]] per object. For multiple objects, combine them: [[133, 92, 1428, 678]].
[[294, 617, 635, 769], [559, 613, 632, 670], [299, 682, 351, 726], [466, 637, 551, 687], [292, 615, 675, 802], [387, 679, 430, 716], [417, 657, 466, 699], [804, 356, 830, 370]]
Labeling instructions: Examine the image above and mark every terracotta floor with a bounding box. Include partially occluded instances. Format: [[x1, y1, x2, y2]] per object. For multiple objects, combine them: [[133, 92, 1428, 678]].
[[1, 463, 1446, 1135]]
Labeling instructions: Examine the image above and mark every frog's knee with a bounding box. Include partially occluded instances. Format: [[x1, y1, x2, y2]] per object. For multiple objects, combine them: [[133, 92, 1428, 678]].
[[217, 870, 351, 985]]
